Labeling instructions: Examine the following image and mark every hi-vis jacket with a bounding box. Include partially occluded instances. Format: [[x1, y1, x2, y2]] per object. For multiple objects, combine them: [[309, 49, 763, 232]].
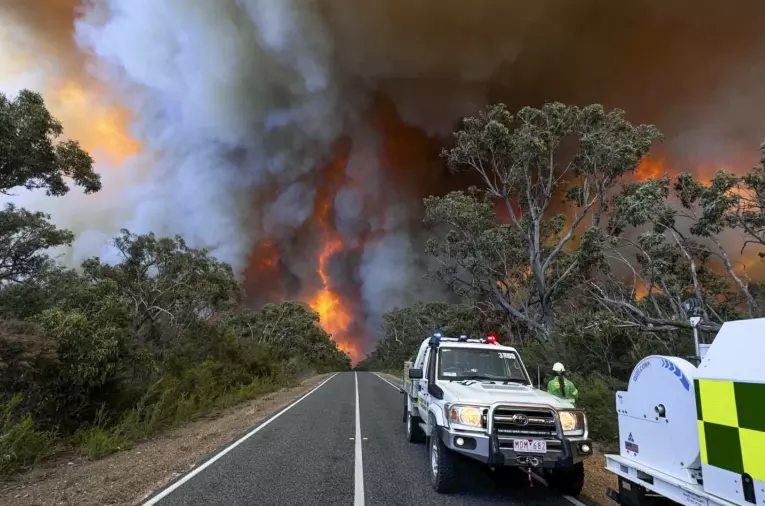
[[547, 376, 579, 404]]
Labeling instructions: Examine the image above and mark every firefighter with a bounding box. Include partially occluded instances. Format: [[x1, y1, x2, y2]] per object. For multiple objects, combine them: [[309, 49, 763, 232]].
[[547, 362, 579, 404]]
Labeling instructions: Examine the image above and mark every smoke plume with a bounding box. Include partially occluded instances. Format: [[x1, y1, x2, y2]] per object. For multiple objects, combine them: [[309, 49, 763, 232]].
[[2, 0, 765, 357]]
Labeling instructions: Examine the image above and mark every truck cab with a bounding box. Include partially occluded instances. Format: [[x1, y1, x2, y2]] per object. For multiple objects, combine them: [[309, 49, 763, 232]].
[[402, 333, 593, 495]]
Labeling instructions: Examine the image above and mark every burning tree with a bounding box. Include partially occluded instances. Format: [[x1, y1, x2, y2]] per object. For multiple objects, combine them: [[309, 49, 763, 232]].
[[425, 102, 661, 341], [589, 163, 765, 333]]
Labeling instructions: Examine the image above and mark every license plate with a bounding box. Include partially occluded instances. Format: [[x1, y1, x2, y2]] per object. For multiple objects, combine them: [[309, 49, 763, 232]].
[[513, 439, 547, 453]]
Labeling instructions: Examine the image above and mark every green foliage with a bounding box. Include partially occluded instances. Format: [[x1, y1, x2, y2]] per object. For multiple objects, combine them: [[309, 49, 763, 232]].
[[0, 90, 101, 196], [221, 302, 351, 372], [434, 102, 662, 340], [0, 239, 351, 474], [0, 266, 349, 475], [0, 395, 57, 475], [0, 319, 58, 394], [0, 204, 75, 283], [72, 426, 132, 459], [568, 373, 624, 451]]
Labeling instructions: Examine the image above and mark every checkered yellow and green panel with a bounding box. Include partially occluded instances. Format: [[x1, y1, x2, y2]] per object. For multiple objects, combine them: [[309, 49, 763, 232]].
[[695, 379, 765, 483]]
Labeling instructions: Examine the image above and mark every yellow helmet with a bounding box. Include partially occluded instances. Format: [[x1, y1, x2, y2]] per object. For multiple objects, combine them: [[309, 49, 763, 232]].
[[552, 362, 566, 373]]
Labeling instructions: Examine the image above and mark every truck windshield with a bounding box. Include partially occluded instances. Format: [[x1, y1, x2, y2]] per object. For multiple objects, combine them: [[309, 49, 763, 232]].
[[437, 347, 529, 384]]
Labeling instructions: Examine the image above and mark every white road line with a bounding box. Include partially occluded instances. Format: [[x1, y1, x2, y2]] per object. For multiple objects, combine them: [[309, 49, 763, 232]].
[[372, 372, 402, 390], [141, 373, 339, 506], [531, 473, 587, 506], [562, 494, 589, 506], [354, 372, 365, 506]]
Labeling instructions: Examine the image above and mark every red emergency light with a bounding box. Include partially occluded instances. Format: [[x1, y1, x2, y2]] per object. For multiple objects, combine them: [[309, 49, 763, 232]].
[[486, 333, 497, 344]]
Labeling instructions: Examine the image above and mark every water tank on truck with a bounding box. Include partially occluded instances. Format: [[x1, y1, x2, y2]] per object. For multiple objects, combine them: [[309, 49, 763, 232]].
[[615, 355, 701, 484]]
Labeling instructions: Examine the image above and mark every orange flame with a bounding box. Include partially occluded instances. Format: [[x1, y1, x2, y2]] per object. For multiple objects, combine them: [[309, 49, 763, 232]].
[[634, 157, 669, 180], [308, 144, 359, 362], [309, 229, 356, 359]]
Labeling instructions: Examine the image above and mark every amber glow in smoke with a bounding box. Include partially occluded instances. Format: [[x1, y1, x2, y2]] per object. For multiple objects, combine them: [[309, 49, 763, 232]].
[[633, 157, 746, 185], [0, 4, 139, 166], [51, 80, 140, 164]]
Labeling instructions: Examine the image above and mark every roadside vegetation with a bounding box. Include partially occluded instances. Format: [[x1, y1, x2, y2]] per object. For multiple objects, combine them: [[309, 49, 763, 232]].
[[357, 102, 765, 449], [0, 90, 351, 476]]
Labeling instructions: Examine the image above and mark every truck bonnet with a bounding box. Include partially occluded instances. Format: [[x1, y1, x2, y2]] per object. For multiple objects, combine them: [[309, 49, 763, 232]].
[[438, 381, 574, 409]]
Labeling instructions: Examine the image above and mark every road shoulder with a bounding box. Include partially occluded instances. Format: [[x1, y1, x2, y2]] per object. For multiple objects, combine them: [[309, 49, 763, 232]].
[[0, 374, 331, 506]]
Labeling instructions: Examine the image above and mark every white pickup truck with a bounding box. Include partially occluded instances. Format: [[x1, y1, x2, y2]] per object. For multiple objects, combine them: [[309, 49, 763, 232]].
[[402, 333, 593, 496]]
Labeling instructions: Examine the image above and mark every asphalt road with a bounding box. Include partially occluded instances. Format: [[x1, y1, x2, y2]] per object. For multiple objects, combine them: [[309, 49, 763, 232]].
[[143, 372, 577, 506]]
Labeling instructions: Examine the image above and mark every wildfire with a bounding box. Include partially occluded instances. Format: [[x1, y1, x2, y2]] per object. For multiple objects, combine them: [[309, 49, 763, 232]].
[[634, 157, 668, 180], [307, 145, 359, 363], [309, 231, 357, 361]]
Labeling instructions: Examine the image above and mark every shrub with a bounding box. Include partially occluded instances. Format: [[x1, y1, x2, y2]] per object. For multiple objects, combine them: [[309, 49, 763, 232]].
[[0, 395, 58, 475], [570, 373, 625, 451], [73, 426, 132, 459]]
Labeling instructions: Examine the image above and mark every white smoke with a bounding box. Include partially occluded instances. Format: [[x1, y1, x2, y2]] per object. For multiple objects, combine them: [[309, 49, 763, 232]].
[[70, 0, 351, 271]]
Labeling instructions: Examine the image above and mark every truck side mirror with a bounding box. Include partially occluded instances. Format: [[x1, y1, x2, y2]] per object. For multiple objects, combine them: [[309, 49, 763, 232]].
[[408, 368, 423, 379]]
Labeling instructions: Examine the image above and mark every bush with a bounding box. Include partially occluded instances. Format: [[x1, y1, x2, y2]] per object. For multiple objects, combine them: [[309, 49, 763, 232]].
[[73, 426, 132, 459], [570, 373, 625, 451], [0, 395, 58, 475]]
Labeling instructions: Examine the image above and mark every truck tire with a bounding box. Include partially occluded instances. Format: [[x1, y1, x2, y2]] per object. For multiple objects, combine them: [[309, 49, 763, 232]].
[[405, 402, 425, 443], [428, 414, 458, 493], [548, 462, 585, 497]]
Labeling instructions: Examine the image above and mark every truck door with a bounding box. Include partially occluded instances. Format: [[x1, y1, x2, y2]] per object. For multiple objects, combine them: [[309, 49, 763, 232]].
[[417, 347, 431, 420]]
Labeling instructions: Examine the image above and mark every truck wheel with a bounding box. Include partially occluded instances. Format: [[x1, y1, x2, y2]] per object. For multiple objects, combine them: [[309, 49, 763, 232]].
[[428, 417, 458, 493], [548, 462, 585, 497], [406, 405, 425, 443]]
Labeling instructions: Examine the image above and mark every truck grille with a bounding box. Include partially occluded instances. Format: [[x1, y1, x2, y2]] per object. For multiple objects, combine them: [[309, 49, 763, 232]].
[[491, 406, 557, 438]]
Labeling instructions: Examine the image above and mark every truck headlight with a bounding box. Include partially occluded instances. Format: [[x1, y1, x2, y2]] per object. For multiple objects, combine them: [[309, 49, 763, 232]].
[[559, 410, 586, 437], [448, 405, 484, 428]]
